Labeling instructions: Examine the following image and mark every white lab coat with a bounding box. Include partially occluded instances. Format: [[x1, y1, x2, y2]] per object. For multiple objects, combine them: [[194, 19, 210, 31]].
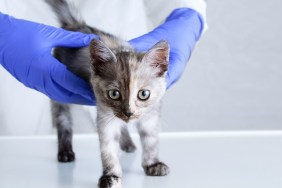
[[0, 0, 207, 135]]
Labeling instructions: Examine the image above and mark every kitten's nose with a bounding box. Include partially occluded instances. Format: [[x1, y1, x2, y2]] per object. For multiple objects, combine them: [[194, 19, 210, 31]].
[[124, 111, 133, 118]]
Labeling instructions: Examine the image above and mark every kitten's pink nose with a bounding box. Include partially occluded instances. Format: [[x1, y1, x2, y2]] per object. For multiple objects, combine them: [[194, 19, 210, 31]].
[[124, 111, 133, 118]]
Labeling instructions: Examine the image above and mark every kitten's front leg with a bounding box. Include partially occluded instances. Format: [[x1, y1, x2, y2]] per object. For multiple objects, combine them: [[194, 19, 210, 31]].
[[138, 115, 170, 176], [97, 114, 123, 188]]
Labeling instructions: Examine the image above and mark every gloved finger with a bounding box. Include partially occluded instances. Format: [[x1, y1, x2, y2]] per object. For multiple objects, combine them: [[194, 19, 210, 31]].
[[25, 53, 95, 105], [48, 27, 98, 47], [49, 57, 95, 102], [44, 68, 95, 105], [49, 88, 95, 105], [46, 71, 96, 105], [166, 50, 189, 89]]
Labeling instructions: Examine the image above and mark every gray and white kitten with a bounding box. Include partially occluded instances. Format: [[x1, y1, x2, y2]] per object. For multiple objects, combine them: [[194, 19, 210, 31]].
[[46, 0, 169, 187]]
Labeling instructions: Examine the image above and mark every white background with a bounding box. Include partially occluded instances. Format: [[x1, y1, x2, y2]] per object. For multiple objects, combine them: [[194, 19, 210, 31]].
[[162, 0, 282, 131], [0, 0, 281, 135]]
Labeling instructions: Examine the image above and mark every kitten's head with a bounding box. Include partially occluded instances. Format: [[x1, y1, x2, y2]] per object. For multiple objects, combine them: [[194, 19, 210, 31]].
[[89, 39, 169, 122]]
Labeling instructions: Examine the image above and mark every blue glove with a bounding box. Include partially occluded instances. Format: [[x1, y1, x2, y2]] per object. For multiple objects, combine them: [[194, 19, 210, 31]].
[[0, 13, 97, 105], [129, 8, 204, 88]]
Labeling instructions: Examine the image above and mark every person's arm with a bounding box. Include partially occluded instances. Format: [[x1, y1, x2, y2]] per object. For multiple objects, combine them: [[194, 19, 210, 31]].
[[0, 13, 97, 105], [0, 7, 205, 105], [130, 6, 206, 88]]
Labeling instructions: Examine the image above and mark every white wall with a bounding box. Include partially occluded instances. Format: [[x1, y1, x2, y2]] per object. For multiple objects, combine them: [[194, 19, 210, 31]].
[[162, 0, 282, 131]]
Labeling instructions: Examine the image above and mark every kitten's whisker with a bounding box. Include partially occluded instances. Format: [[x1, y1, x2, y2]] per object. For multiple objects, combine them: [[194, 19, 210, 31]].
[[104, 115, 116, 127], [97, 112, 115, 122], [97, 114, 116, 128]]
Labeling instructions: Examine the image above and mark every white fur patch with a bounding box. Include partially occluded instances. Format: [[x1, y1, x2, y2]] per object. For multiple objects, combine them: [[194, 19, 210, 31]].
[[112, 177, 122, 188]]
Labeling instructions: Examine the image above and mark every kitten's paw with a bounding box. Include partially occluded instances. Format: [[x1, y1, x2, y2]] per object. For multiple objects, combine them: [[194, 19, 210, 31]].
[[99, 175, 122, 188], [143, 162, 170, 176], [120, 141, 136, 153], [58, 150, 75, 162]]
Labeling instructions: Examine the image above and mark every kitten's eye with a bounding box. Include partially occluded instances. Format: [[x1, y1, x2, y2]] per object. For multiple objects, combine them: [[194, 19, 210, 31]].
[[138, 90, 150, 101], [108, 90, 120, 100]]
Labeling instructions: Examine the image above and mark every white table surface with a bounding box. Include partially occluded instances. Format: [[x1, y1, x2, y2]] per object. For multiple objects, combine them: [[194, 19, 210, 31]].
[[1, 131, 282, 188]]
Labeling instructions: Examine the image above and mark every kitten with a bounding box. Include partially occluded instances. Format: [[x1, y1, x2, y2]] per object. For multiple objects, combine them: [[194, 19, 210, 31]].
[[46, 0, 170, 187]]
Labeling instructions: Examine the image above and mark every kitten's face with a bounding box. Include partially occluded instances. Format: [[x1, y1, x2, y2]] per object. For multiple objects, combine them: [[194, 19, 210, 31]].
[[89, 40, 169, 122]]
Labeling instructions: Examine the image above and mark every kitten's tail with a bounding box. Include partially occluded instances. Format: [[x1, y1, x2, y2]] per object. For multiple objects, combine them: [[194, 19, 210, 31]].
[[45, 0, 85, 28]]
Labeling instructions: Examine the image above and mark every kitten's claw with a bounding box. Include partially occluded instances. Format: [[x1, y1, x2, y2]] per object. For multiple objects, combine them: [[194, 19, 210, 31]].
[[99, 175, 122, 188], [143, 162, 170, 176], [58, 150, 75, 162]]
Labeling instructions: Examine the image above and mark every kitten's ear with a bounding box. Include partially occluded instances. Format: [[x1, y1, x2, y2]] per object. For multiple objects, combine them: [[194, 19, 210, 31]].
[[143, 40, 169, 77], [89, 39, 117, 79], [89, 39, 117, 64]]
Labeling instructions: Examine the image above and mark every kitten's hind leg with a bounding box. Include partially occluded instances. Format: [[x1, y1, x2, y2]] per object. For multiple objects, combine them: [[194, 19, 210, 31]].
[[119, 126, 136, 153], [51, 101, 75, 162]]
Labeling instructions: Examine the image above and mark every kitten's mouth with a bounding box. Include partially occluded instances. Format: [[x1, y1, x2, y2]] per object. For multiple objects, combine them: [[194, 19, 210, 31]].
[[114, 113, 138, 123]]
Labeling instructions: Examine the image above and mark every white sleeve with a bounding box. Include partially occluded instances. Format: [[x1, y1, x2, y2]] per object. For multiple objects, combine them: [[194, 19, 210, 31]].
[[143, 0, 208, 33], [0, 1, 7, 12]]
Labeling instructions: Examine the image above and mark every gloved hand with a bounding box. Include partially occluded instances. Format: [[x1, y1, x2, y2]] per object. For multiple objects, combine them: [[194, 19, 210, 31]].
[[0, 13, 97, 105], [129, 8, 204, 88]]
